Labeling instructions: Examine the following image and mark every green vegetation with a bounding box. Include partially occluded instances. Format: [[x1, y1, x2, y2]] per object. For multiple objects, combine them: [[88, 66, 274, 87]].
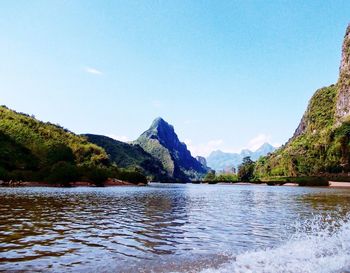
[[238, 156, 256, 182], [254, 20, 350, 184], [0, 105, 108, 166], [47, 161, 79, 186], [135, 117, 207, 182], [254, 84, 350, 181], [203, 171, 216, 181], [263, 176, 329, 186], [85, 134, 170, 182], [0, 106, 147, 185], [203, 156, 257, 183], [116, 170, 148, 184], [203, 171, 238, 183], [137, 137, 175, 176]]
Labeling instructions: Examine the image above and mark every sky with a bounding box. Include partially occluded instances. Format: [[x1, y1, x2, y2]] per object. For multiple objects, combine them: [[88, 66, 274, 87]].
[[1, 1, 350, 157]]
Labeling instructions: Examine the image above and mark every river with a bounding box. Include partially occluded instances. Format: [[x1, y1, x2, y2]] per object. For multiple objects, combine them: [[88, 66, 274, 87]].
[[1, 184, 350, 272]]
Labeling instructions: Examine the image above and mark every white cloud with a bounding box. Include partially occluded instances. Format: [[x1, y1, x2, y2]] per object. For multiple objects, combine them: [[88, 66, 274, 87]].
[[107, 134, 130, 142], [184, 138, 224, 157], [246, 133, 271, 151], [84, 66, 103, 75]]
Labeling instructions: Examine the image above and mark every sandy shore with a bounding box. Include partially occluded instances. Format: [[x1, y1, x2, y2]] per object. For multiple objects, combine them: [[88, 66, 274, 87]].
[[104, 179, 143, 186], [282, 183, 298, 187], [328, 181, 350, 188]]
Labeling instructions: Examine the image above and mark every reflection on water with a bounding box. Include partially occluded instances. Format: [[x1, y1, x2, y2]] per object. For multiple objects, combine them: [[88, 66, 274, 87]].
[[0, 184, 350, 272]]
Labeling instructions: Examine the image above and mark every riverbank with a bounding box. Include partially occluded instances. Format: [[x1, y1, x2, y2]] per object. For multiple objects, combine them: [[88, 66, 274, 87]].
[[205, 180, 350, 188], [3, 180, 350, 188], [0, 178, 146, 187]]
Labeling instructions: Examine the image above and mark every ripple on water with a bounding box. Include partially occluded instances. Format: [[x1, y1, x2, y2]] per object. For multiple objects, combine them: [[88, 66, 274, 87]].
[[0, 185, 350, 272]]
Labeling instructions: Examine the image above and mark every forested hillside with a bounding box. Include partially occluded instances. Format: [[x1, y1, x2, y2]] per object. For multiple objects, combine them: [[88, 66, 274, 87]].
[[85, 134, 171, 181], [0, 106, 146, 185], [255, 25, 350, 180]]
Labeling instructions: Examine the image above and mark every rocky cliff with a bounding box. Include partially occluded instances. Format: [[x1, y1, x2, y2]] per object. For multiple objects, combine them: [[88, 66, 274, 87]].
[[196, 156, 208, 167], [335, 24, 350, 123], [255, 24, 350, 178], [293, 24, 350, 136], [135, 118, 207, 181]]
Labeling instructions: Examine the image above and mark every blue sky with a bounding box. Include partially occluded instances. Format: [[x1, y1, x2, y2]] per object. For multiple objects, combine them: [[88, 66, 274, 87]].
[[1, 1, 349, 156]]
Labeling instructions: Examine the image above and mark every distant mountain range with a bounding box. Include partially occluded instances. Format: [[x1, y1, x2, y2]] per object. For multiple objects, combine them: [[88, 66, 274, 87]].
[[207, 143, 276, 171]]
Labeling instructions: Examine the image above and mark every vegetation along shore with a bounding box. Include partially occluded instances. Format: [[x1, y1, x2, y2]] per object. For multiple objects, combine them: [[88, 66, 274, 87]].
[[1, 25, 350, 188]]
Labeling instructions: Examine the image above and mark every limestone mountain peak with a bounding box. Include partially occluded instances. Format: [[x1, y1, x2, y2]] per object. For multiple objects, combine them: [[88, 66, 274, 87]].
[[136, 118, 207, 181], [150, 117, 170, 129], [335, 23, 350, 122], [140, 117, 177, 146]]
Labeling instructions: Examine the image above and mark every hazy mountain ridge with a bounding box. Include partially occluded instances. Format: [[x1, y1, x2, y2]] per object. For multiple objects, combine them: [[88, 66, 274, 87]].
[[207, 143, 276, 171]]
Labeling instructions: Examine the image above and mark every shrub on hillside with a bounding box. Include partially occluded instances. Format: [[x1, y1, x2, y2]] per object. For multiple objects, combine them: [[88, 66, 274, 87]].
[[204, 171, 216, 181], [82, 166, 109, 186], [47, 161, 79, 186], [46, 144, 75, 165]]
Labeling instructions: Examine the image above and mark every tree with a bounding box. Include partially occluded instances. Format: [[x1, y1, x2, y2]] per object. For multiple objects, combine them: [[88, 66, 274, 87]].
[[47, 161, 79, 186], [238, 156, 255, 181], [84, 166, 109, 187], [46, 144, 75, 165], [117, 170, 147, 184], [204, 170, 216, 181]]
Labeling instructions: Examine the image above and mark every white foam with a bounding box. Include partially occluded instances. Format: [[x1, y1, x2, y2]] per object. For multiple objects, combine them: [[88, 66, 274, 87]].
[[201, 214, 350, 273]]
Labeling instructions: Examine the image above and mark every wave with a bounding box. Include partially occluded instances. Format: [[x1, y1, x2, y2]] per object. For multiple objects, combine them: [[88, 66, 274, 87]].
[[200, 214, 350, 273]]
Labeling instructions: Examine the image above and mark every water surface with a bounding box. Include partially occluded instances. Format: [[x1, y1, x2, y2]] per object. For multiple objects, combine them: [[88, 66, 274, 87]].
[[1, 184, 350, 272]]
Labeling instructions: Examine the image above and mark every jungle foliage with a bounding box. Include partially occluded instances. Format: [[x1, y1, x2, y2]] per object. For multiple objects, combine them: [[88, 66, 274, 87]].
[[0, 106, 146, 185], [254, 85, 350, 180], [203, 171, 238, 183]]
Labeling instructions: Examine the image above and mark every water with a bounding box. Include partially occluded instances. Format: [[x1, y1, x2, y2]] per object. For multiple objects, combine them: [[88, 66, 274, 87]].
[[1, 184, 350, 272]]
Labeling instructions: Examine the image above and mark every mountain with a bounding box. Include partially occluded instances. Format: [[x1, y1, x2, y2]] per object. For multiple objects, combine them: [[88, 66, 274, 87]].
[[335, 24, 350, 123], [196, 156, 208, 168], [0, 105, 111, 184], [255, 24, 350, 179], [207, 143, 276, 171], [196, 156, 212, 172], [206, 150, 241, 171], [135, 117, 207, 181], [254, 143, 276, 158], [85, 134, 170, 181]]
